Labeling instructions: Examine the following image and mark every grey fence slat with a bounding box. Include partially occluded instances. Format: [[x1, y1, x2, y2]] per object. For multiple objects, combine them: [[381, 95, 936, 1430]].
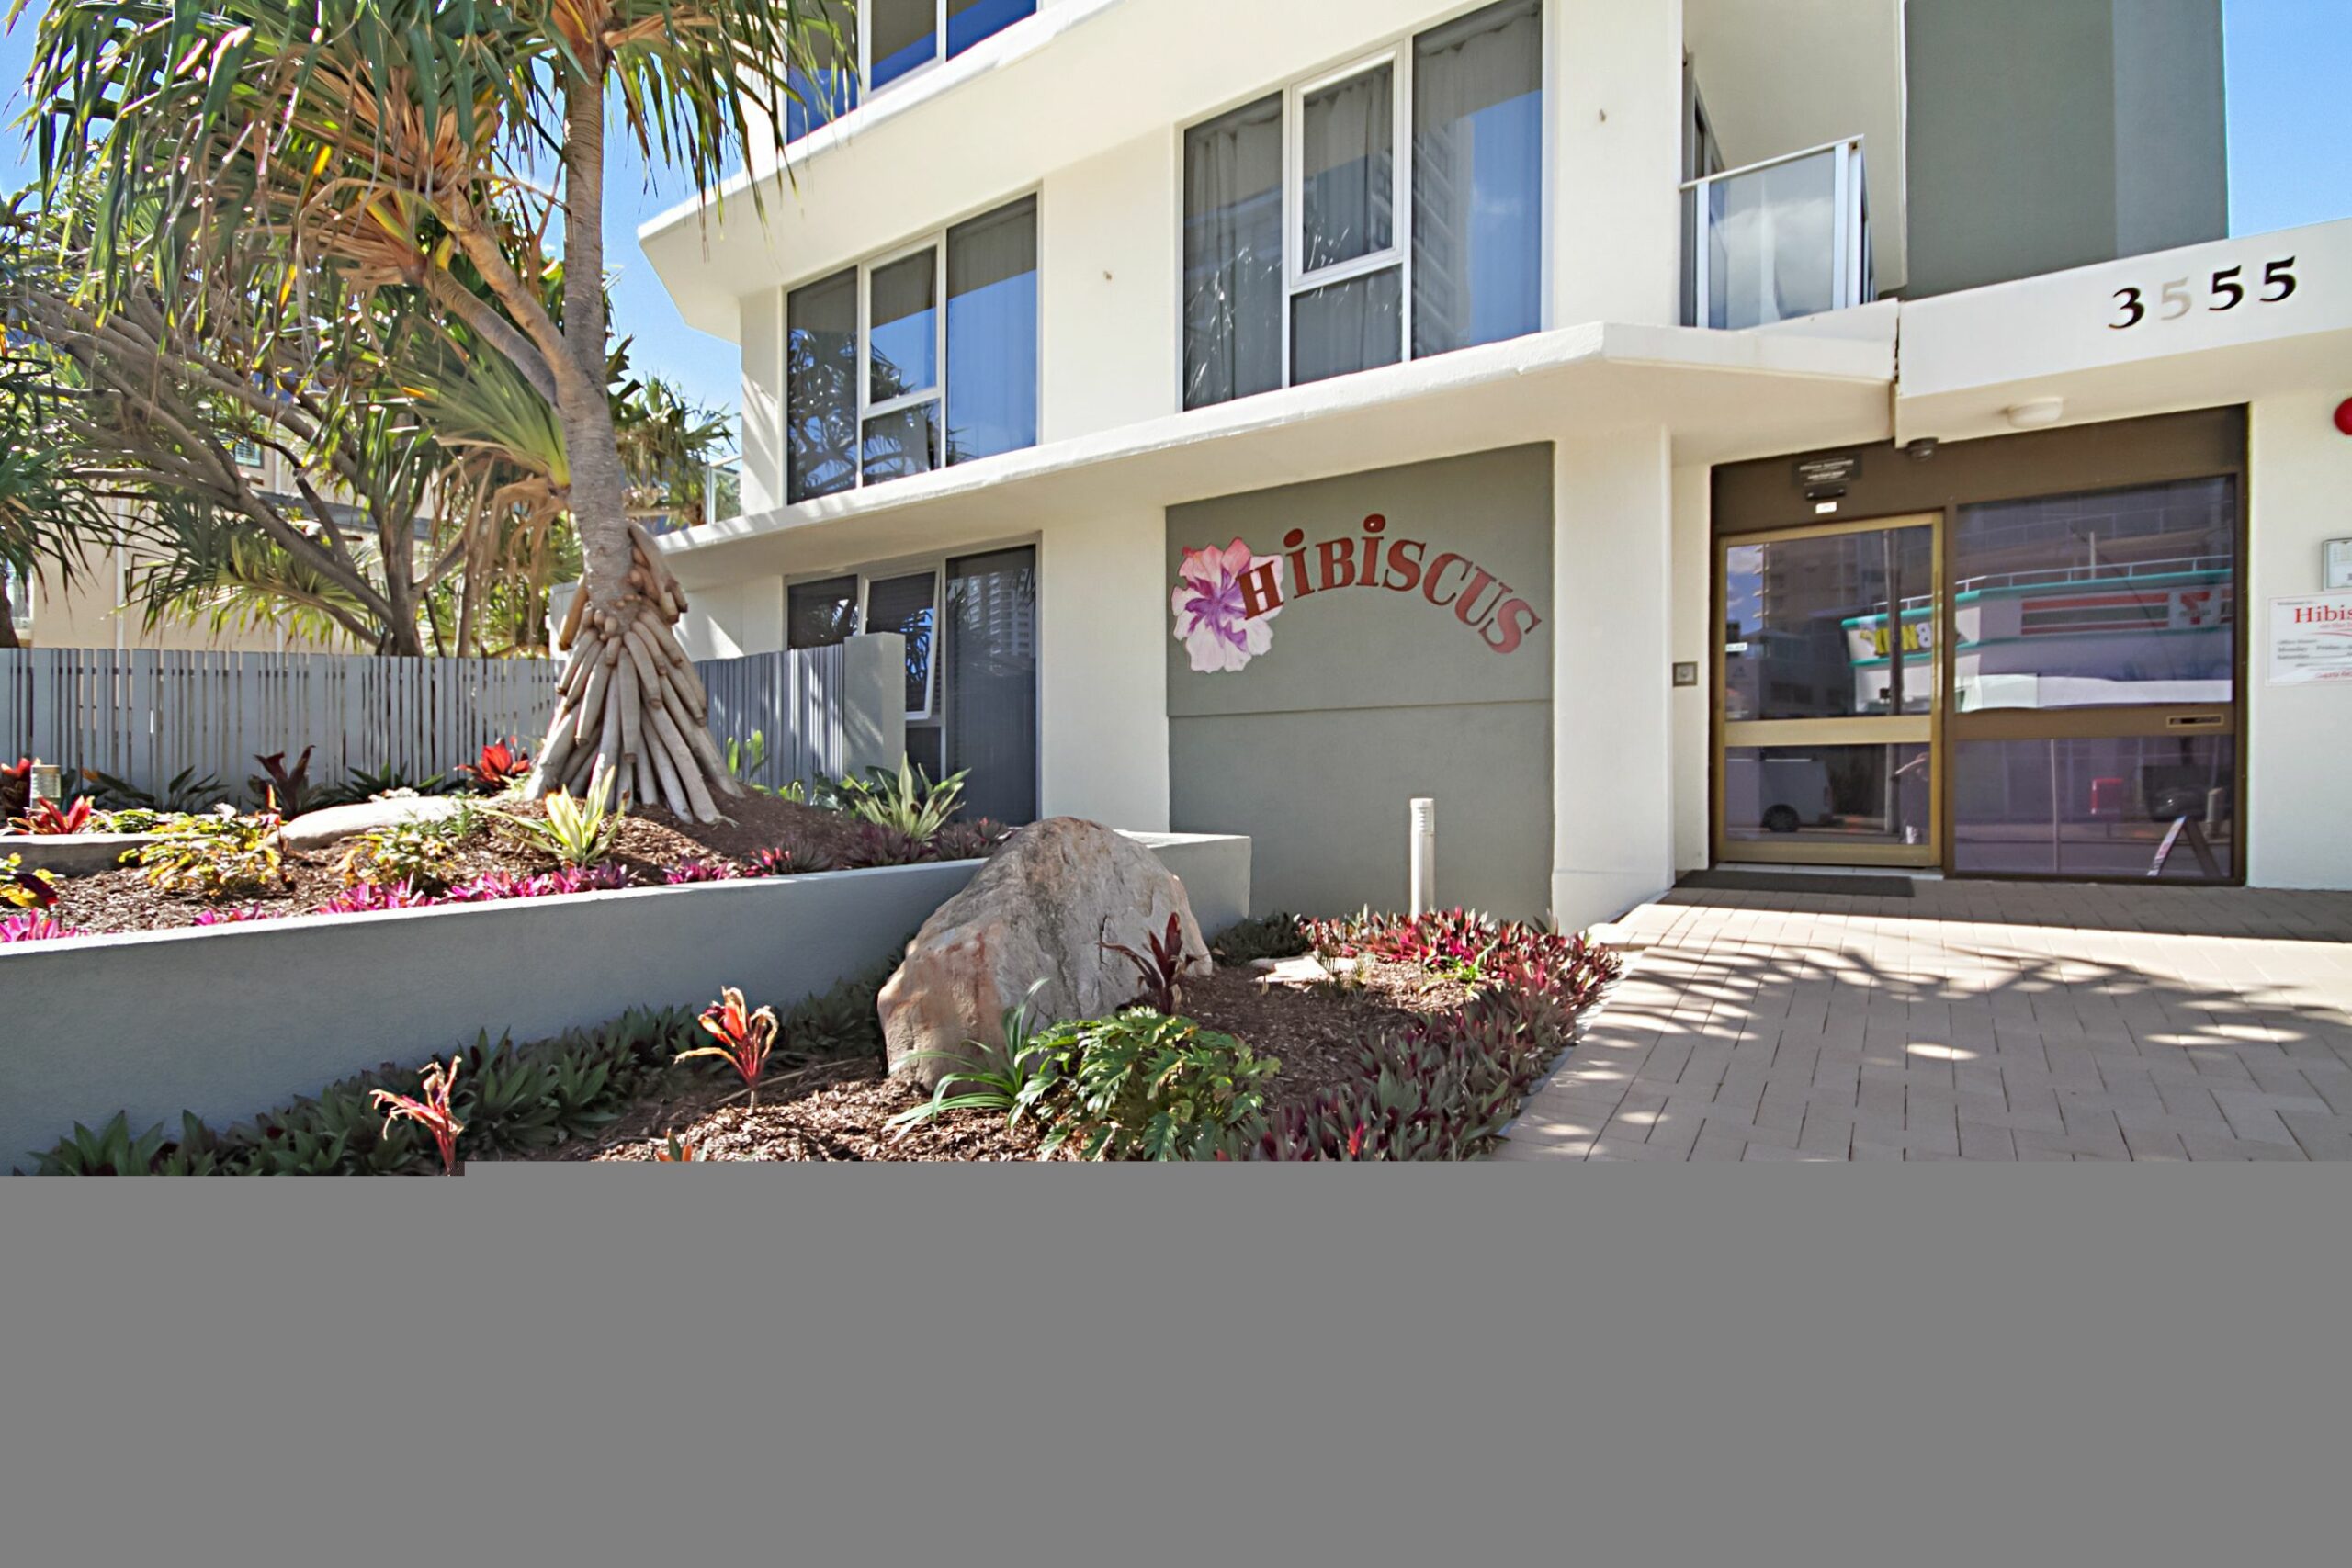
[[0, 644, 854, 806]]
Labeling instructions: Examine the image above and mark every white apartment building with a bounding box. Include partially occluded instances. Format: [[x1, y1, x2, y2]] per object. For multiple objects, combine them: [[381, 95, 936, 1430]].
[[640, 0, 2352, 926]]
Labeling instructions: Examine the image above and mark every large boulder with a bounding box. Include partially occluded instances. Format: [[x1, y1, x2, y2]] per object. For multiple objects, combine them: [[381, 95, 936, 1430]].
[[879, 818, 1213, 1089]]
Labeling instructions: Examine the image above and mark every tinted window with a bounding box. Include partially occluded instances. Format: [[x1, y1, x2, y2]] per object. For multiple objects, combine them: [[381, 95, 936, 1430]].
[[945, 197, 1038, 463], [1413, 0, 1544, 355], [786, 269, 858, 502]]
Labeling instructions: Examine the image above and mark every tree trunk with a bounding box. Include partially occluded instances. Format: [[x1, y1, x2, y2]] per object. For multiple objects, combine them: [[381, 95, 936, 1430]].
[[0, 570, 19, 649], [525, 64, 739, 822]]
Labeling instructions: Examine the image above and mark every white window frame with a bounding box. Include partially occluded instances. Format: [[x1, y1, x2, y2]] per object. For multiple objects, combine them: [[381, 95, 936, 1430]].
[[789, 190, 1041, 499], [858, 233, 948, 479], [1178, 0, 1550, 409], [1283, 46, 1413, 385], [858, 564, 946, 722]]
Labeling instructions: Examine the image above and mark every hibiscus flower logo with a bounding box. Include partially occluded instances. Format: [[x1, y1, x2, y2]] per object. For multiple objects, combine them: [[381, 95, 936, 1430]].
[[1172, 538, 1283, 673]]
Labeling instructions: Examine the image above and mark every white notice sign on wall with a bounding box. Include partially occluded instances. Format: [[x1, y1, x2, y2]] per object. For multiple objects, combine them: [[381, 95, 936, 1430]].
[[2269, 592, 2352, 685]]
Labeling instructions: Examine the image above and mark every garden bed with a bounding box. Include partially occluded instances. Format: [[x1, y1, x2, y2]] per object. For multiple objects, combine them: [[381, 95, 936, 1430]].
[[31, 794, 960, 937], [525, 954, 1479, 1163]]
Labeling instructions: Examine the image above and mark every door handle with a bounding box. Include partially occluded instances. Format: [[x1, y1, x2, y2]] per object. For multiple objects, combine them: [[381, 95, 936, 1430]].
[[2166, 714, 2224, 730]]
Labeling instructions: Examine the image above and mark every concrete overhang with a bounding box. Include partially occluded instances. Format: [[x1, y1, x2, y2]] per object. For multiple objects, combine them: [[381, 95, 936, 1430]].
[[1895, 217, 2352, 445], [654, 310, 1896, 589]]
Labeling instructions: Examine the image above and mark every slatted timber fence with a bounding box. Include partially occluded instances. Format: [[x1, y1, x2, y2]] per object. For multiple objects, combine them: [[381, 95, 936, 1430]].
[[0, 644, 850, 806]]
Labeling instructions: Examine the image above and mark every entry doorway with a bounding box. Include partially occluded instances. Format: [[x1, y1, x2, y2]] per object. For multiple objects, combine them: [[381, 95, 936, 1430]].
[[1711, 466, 2245, 885], [1715, 514, 1942, 868]]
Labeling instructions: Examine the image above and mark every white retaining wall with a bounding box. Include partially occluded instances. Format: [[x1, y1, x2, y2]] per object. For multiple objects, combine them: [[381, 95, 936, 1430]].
[[0, 832, 1250, 1168]]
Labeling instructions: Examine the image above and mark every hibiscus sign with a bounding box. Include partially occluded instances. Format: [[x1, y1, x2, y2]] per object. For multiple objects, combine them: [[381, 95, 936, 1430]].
[[1172, 538, 1285, 673]]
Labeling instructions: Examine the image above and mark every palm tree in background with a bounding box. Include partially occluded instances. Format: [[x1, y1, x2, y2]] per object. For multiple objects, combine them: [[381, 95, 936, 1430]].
[[19, 0, 841, 820]]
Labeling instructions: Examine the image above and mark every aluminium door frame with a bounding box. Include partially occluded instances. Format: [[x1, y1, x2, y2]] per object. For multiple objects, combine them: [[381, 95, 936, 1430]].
[[1712, 511, 1946, 870]]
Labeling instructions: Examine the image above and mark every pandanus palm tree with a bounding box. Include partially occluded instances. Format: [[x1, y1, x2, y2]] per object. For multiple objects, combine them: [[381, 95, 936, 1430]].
[[18, 0, 840, 819]]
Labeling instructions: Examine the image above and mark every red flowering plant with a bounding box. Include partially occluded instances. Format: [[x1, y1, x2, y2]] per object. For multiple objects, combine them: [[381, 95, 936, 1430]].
[[677, 987, 782, 1109], [1103, 911, 1193, 1013], [10, 795, 94, 835], [458, 739, 531, 794], [370, 1057, 466, 1175]]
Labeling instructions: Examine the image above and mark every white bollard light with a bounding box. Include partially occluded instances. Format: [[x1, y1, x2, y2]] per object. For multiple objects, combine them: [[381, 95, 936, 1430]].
[[1409, 796, 1437, 916]]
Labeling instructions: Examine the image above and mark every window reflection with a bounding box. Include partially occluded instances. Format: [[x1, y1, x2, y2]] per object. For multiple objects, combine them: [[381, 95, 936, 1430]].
[[1952, 479, 2236, 711]]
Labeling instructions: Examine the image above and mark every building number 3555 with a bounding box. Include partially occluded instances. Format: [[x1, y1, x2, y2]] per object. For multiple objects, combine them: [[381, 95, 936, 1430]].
[[2111, 258, 2296, 328]]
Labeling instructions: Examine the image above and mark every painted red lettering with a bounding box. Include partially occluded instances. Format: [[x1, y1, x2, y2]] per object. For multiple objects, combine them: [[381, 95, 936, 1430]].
[[1483, 599, 1542, 655], [1239, 559, 1284, 618], [1383, 537, 1427, 593], [1317, 537, 1359, 592], [1421, 552, 1470, 607]]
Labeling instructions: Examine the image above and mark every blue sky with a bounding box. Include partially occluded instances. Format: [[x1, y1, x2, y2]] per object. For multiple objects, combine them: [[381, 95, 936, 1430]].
[[1, 0, 2346, 425]]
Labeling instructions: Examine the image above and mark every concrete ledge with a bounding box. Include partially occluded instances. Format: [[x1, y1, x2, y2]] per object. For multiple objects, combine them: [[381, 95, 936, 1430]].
[[0, 829, 1248, 1166], [1122, 831, 1251, 936], [0, 833, 155, 878]]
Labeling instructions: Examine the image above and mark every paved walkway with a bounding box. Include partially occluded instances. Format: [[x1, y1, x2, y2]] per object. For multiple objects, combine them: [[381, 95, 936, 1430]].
[[1498, 880, 2352, 1161]]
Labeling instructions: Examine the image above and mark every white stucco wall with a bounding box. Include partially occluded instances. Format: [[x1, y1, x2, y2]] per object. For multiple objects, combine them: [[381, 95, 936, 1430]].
[[1036, 509, 1170, 829], [1553, 428, 1678, 929], [1552, 0, 1684, 331], [1040, 130, 1181, 441], [2246, 392, 2352, 891], [678, 578, 785, 661], [1668, 460, 1713, 874]]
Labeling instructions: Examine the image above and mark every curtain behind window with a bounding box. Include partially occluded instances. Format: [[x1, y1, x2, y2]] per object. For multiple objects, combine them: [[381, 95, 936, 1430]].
[[1301, 65, 1395, 271], [1413, 0, 1544, 357], [944, 547, 1038, 825], [945, 197, 1039, 464], [1182, 96, 1284, 411]]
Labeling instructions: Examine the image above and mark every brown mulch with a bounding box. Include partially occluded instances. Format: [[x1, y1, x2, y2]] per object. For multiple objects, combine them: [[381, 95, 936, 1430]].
[[540, 955, 1468, 1164], [37, 793, 886, 937]]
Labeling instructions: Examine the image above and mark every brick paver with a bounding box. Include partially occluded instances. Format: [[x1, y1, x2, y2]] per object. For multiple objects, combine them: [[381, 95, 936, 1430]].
[[1496, 881, 2352, 1162]]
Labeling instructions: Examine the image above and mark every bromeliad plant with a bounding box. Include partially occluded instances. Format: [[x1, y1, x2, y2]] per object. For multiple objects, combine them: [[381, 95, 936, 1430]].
[[3, 851, 61, 910], [10, 795, 92, 835], [837, 757, 967, 841], [370, 1057, 466, 1176], [1, 909, 83, 943], [503, 769, 626, 868], [1, 757, 30, 820], [677, 987, 782, 1109], [458, 739, 531, 795], [1103, 911, 1193, 1013], [247, 748, 317, 818]]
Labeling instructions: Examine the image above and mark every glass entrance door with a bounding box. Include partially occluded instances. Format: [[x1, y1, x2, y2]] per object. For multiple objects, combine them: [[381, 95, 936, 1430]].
[[1715, 515, 1941, 867], [1945, 478, 2239, 882]]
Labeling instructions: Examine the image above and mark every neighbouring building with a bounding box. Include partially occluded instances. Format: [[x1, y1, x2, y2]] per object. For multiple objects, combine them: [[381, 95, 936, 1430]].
[[15, 443, 365, 656], [638, 0, 2352, 926]]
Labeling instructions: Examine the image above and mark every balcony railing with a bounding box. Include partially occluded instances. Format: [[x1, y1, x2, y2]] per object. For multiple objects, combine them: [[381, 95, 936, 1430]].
[[1681, 137, 1874, 330]]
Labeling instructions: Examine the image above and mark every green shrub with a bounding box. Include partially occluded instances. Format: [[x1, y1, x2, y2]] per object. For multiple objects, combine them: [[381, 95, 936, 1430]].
[[24, 942, 918, 1173], [128, 811, 287, 899], [335, 810, 473, 890], [1035, 1011, 1280, 1162], [836, 756, 966, 840], [1210, 911, 1310, 965], [81, 765, 227, 814], [501, 771, 623, 868], [889, 980, 1065, 1135]]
